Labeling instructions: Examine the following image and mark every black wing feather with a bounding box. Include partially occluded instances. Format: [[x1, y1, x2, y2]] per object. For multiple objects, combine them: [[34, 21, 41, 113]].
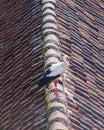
[[44, 68, 51, 76], [39, 74, 60, 87]]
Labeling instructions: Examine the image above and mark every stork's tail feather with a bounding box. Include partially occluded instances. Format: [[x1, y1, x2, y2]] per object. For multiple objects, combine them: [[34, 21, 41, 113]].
[[38, 77, 48, 87]]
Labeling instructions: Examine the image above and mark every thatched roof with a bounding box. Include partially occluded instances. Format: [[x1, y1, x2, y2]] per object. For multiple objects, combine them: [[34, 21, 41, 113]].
[[0, 0, 104, 130]]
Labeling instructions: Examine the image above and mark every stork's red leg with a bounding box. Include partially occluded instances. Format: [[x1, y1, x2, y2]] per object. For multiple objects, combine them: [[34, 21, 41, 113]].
[[54, 80, 58, 96]]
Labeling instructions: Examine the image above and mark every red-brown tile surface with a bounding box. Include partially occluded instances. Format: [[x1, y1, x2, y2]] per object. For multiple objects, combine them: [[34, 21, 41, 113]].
[[0, 0, 104, 130], [57, 0, 104, 130], [0, 0, 47, 130]]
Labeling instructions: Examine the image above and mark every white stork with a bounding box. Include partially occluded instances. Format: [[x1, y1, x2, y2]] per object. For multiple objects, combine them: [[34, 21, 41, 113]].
[[38, 55, 71, 95]]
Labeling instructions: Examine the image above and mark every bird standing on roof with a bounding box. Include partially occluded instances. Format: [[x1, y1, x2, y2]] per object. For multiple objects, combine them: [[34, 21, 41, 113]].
[[38, 55, 71, 89]]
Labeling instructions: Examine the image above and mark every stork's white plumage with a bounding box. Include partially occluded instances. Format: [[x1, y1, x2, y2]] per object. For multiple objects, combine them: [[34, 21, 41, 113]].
[[46, 62, 65, 77], [39, 55, 71, 87]]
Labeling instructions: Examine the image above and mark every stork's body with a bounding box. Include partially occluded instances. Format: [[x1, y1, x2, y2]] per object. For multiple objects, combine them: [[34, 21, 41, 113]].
[[39, 62, 65, 87], [38, 55, 71, 95]]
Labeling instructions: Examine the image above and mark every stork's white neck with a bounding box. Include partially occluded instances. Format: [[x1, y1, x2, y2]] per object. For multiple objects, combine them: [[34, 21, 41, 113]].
[[54, 62, 65, 68]]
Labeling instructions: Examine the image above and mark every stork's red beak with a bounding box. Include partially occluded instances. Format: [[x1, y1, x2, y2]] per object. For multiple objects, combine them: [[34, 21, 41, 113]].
[[67, 57, 72, 65]]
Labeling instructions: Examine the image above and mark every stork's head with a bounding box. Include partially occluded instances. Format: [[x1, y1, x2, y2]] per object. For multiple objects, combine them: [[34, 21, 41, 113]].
[[62, 54, 72, 66]]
